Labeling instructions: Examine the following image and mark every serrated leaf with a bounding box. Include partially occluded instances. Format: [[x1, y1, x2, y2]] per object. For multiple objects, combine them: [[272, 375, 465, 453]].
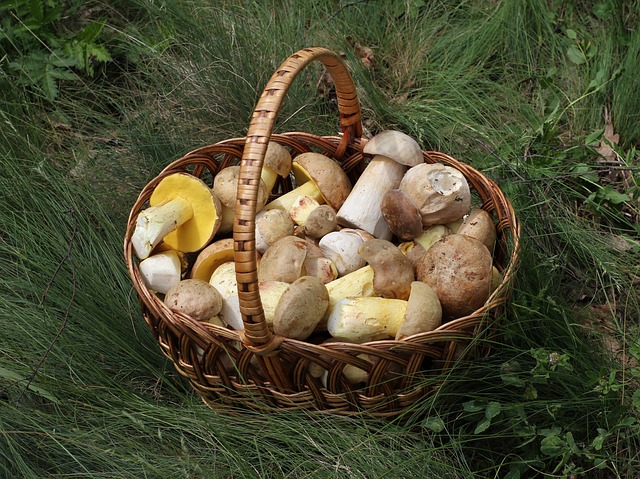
[[567, 45, 586, 65]]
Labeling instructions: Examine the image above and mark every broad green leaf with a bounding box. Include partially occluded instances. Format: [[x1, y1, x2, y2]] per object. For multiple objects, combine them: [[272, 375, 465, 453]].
[[567, 45, 586, 65], [485, 401, 501, 419], [540, 434, 566, 457], [474, 416, 491, 434], [585, 128, 604, 145], [463, 400, 485, 413], [566, 29, 577, 40], [421, 416, 445, 433]]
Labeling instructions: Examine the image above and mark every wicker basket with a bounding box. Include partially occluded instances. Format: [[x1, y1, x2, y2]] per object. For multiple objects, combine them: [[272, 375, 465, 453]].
[[124, 47, 520, 417]]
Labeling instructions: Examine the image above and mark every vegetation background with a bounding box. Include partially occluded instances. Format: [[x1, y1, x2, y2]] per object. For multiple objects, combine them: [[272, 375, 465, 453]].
[[1, 0, 639, 477]]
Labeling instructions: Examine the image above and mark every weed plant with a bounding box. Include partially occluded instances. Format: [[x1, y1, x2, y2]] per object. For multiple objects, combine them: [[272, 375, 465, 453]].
[[1, 0, 639, 477]]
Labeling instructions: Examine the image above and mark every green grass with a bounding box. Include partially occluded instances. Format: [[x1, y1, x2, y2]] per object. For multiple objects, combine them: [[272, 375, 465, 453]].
[[1, 0, 639, 477]]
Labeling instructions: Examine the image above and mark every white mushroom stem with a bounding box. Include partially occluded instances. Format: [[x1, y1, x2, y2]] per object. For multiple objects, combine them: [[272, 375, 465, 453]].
[[336, 155, 407, 240], [138, 250, 182, 294], [327, 297, 407, 342], [209, 262, 243, 330], [263, 180, 324, 212], [132, 196, 193, 259]]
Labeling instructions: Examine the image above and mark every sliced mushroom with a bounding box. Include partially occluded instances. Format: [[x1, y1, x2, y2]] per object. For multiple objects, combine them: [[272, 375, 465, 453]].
[[139, 250, 182, 294]]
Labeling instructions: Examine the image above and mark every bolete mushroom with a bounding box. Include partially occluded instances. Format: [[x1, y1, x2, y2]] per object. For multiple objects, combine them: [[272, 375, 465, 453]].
[[208, 261, 243, 329], [457, 208, 497, 251], [326, 297, 408, 342], [255, 208, 295, 255], [337, 130, 423, 240], [257, 235, 309, 283], [318, 229, 368, 277], [399, 163, 471, 227], [131, 172, 222, 259], [261, 141, 292, 194], [138, 250, 182, 294], [264, 152, 351, 213], [189, 238, 235, 282], [273, 276, 330, 340], [289, 195, 337, 239], [213, 165, 270, 235], [380, 189, 423, 240], [358, 238, 414, 300], [416, 234, 493, 319], [164, 279, 223, 321], [395, 281, 442, 340]]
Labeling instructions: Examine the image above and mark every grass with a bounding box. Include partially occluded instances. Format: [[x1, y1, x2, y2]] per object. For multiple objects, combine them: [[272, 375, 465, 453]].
[[1, 0, 639, 477]]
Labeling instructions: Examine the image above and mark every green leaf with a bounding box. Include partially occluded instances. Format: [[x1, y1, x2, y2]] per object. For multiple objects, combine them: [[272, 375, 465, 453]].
[[485, 401, 501, 419], [600, 186, 631, 204], [474, 416, 492, 434], [572, 164, 599, 183], [463, 400, 485, 413], [566, 28, 578, 40], [585, 128, 604, 145], [567, 45, 586, 65], [503, 469, 520, 479], [421, 416, 445, 433], [540, 434, 566, 457], [29, 0, 43, 23], [592, 430, 609, 451], [593, 1, 614, 19]]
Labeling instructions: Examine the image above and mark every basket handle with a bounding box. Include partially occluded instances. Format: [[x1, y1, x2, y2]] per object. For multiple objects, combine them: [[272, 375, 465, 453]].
[[233, 47, 363, 351]]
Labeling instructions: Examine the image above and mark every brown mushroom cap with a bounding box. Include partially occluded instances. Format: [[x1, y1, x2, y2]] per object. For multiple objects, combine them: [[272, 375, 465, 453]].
[[362, 130, 423, 166], [380, 189, 423, 240], [213, 165, 269, 210], [457, 208, 497, 251], [189, 238, 234, 282], [164, 278, 223, 321], [148, 173, 222, 253], [416, 234, 492, 319], [273, 276, 330, 340], [257, 235, 309, 283], [358, 239, 414, 300], [255, 208, 295, 254], [292, 153, 352, 211], [399, 163, 471, 227], [304, 204, 337, 239], [264, 142, 293, 178], [395, 281, 442, 339]]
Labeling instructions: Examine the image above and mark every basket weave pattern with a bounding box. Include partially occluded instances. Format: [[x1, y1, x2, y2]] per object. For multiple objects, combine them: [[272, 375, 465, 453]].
[[124, 48, 520, 416]]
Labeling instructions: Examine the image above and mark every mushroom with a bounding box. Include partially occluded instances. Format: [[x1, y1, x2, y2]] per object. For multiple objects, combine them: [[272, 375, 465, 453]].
[[264, 152, 351, 213], [164, 279, 223, 321], [399, 163, 471, 228], [457, 208, 497, 251], [273, 276, 330, 340], [358, 238, 414, 300], [395, 281, 442, 340], [318, 229, 368, 277], [303, 256, 338, 284], [380, 189, 423, 240], [213, 165, 270, 235], [398, 225, 451, 267], [289, 195, 337, 239], [138, 250, 182, 294], [326, 296, 408, 342], [255, 209, 295, 255], [261, 141, 292, 194], [189, 238, 235, 282], [416, 234, 493, 319], [257, 235, 309, 283], [131, 173, 222, 260], [337, 130, 423, 240], [208, 261, 243, 329], [258, 280, 290, 327]]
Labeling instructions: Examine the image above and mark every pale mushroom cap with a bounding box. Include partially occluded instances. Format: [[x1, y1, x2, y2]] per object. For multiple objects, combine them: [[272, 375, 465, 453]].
[[416, 234, 493, 319], [257, 235, 308, 283], [149, 173, 221, 253], [164, 278, 223, 321], [395, 281, 442, 340], [264, 142, 293, 177], [255, 208, 295, 254], [304, 204, 337, 239], [380, 189, 423, 240], [189, 238, 234, 282], [399, 163, 471, 227], [293, 153, 352, 211], [273, 276, 329, 340], [258, 280, 290, 327], [362, 130, 423, 166], [358, 239, 414, 300], [213, 165, 269, 210], [319, 230, 367, 277]]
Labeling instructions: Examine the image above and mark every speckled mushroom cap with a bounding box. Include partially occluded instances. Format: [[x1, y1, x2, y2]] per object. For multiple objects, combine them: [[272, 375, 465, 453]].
[[292, 152, 352, 211]]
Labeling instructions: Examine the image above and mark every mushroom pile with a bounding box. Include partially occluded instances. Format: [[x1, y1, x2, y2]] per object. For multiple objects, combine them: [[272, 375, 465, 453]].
[[132, 131, 501, 358]]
